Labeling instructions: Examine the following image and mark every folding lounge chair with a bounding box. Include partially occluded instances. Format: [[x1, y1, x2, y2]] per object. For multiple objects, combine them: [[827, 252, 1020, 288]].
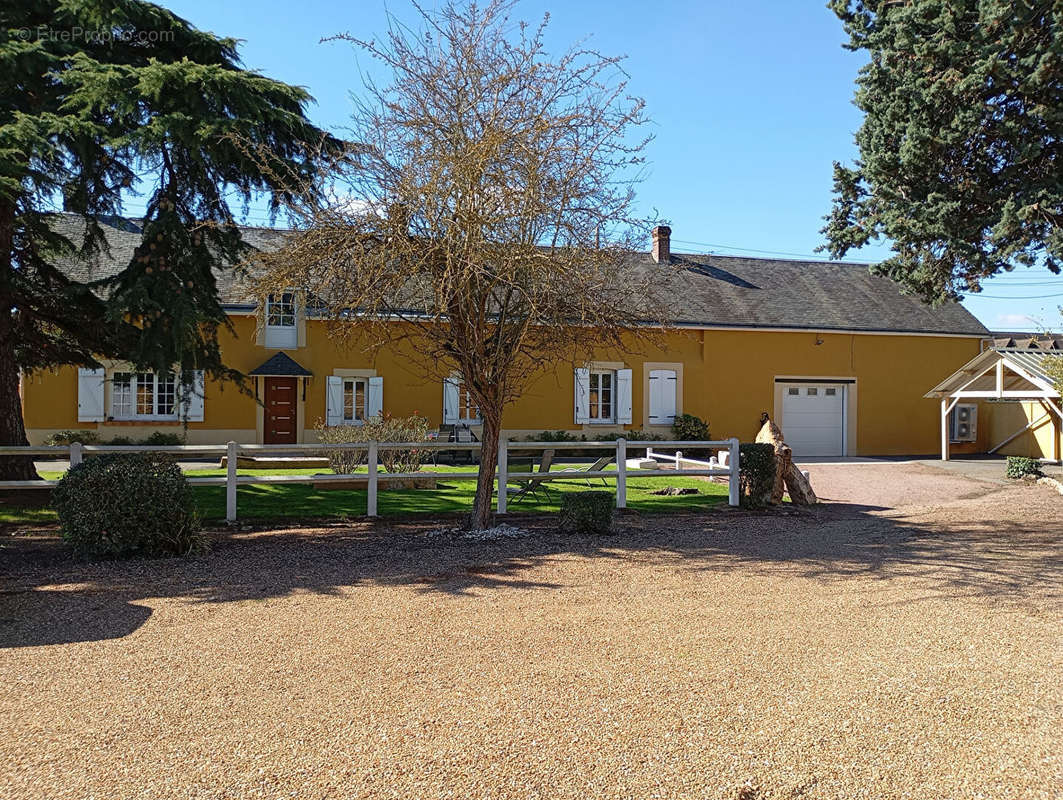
[[508, 449, 556, 504], [557, 455, 613, 486]]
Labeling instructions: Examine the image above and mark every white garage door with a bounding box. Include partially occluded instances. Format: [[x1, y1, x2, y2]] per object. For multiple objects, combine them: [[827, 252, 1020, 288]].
[[780, 383, 845, 458]]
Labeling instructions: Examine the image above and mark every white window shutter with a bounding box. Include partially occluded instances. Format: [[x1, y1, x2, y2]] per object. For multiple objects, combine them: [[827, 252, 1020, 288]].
[[326, 376, 343, 426], [182, 370, 205, 422], [77, 367, 105, 422], [443, 378, 460, 424], [367, 376, 384, 419], [616, 368, 633, 425], [574, 367, 590, 425], [648, 369, 677, 425]]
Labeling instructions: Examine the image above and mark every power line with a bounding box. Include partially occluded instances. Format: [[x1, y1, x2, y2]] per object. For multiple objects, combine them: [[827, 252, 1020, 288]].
[[670, 237, 873, 264], [968, 291, 1063, 300]]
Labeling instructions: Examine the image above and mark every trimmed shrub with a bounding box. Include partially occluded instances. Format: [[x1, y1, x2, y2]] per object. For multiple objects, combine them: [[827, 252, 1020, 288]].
[[671, 413, 712, 458], [523, 430, 580, 443], [43, 430, 100, 446], [559, 491, 615, 534], [738, 443, 776, 507], [140, 431, 184, 446], [1006, 456, 1042, 479], [317, 413, 433, 474], [106, 436, 136, 445], [52, 453, 204, 559]]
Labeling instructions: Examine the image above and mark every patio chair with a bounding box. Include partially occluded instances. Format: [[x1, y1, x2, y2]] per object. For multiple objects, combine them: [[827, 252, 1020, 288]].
[[508, 449, 556, 504], [442, 423, 480, 465], [556, 455, 613, 487]]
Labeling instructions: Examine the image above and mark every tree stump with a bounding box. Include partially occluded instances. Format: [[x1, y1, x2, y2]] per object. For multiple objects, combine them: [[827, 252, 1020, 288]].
[[755, 412, 817, 505]]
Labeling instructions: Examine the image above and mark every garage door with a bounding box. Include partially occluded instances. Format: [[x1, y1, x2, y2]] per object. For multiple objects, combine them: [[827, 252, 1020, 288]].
[[780, 383, 845, 457]]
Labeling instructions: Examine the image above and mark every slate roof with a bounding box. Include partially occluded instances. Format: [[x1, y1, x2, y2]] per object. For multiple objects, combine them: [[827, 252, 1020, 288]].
[[248, 352, 313, 377], [989, 332, 1063, 350], [47, 213, 989, 337]]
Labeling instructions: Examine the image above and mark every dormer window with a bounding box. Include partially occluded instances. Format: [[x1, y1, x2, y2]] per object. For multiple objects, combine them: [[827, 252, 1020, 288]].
[[265, 292, 297, 349]]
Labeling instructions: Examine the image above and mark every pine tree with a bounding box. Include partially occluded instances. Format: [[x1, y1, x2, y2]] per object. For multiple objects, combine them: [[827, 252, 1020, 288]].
[[0, 1, 338, 478], [823, 1, 1062, 303]]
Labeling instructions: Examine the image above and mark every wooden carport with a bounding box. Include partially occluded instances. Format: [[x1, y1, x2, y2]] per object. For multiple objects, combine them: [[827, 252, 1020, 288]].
[[925, 348, 1062, 461]]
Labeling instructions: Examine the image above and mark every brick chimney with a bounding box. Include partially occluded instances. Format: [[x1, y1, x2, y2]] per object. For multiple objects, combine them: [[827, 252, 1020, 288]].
[[651, 225, 671, 264]]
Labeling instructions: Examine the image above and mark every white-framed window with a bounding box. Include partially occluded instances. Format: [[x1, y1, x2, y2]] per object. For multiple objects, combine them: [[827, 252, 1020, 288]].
[[588, 370, 615, 423], [444, 376, 480, 424], [575, 367, 631, 425], [265, 292, 298, 349], [112, 372, 178, 420], [343, 377, 368, 423], [326, 374, 382, 426]]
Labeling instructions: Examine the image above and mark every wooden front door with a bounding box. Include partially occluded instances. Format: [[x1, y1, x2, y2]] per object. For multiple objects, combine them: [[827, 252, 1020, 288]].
[[264, 378, 298, 444]]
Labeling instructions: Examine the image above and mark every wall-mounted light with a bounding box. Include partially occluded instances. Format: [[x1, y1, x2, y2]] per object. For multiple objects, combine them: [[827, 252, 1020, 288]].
[[814, 335, 824, 346]]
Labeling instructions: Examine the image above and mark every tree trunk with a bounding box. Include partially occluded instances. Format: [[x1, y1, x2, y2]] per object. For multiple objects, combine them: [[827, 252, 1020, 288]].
[[470, 410, 501, 531], [755, 413, 816, 505], [0, 322, 39, 481]]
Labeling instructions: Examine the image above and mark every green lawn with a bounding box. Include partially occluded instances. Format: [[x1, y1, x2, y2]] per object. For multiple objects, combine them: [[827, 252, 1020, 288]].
[[7, 464, 728, 525]]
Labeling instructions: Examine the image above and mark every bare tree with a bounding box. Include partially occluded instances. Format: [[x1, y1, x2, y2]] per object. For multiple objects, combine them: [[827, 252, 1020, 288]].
[[251, 0, 666, 529]]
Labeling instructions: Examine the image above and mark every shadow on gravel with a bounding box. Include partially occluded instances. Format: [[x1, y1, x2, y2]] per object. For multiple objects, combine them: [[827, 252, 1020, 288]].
[[2, 489, 1061, 647]]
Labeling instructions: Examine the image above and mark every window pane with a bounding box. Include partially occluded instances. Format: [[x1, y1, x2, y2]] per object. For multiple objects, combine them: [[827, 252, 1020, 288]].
[[113, 373, 132, 417], [825, 388, 837, 396], [156, 374, 176, 416], [267, 293, 296, 327], [354, 380, 366, 421], [807, 388, 818, 396], [788, 387, 799, 395], [136, 374, 154, 416], [343, 380, 354, 421]]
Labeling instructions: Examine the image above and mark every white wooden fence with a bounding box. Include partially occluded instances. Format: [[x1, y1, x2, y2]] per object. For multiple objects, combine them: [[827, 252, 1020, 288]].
[[0, 437, 740, 521]]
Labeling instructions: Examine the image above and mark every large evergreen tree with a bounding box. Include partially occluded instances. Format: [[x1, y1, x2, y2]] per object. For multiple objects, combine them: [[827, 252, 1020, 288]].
[[823, 0, 1062, 303], [0, 1, 337, 479]]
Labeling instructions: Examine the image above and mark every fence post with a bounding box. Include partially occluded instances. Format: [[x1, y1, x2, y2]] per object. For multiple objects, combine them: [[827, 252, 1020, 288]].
[[676, 450, 683, 472], [367, 440, 378, 518], [616, 437, 627, 509], [497, 437, 508, 515], [69, 441, 83, 468], [225, 441, 238, 522], [728, 437, 740, 507]]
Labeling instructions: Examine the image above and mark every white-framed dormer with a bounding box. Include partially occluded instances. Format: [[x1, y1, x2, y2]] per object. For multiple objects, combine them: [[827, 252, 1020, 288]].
[[257, 291, 307, 350]]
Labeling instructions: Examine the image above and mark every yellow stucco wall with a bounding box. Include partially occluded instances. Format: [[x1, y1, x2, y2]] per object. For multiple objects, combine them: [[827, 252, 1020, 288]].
[[984, 400, 1060, 459], [21, 313, 985, 455]]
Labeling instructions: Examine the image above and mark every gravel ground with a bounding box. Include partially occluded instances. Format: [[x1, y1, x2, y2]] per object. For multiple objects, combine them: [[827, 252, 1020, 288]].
[[2, 463, 1061, 799]]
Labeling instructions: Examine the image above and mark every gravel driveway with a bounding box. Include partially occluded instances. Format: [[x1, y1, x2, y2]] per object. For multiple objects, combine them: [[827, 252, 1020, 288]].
[[2, 463, 1061, 799]]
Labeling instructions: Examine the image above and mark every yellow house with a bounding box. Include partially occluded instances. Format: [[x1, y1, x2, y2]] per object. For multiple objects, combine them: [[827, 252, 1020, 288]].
[[21, 219, 992, 458]]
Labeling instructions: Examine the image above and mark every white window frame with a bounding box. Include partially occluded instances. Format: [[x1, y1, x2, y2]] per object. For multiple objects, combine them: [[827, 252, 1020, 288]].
[[264, 292, 298, 349], [111, 371, 179, 421], [342, 377, 368, 424], [456, 379, 480, 423], [588, 369, 615, 424]]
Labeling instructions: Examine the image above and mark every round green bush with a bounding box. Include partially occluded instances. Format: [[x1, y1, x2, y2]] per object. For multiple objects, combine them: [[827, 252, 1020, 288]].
[[738, 442, 776, 507], [52, 453, 205, 559], [559, 491, 615, 534], [1006, 456, 1042, 479]]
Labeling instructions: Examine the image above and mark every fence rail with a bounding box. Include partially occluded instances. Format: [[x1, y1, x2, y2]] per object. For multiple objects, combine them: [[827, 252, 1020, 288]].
[[1, 437, 741, 520]]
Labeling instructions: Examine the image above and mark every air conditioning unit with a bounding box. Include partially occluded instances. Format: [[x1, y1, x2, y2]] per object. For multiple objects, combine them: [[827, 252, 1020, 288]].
[[950, 404, 978, 443]]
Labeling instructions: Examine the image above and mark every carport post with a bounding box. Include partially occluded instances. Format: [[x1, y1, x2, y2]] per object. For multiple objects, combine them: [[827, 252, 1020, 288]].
[[496, 438, 508, 515], [940, 399, 950, 461], [367, 441, 378, 517], [616, 438, 627, 509], [225, 441, 238, 522], [69, 441, 82, 468], [728, 438, 740, 507]]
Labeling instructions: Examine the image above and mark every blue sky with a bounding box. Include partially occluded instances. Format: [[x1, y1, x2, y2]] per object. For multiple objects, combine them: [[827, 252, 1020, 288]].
[[161, 0, 1062, 333]]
